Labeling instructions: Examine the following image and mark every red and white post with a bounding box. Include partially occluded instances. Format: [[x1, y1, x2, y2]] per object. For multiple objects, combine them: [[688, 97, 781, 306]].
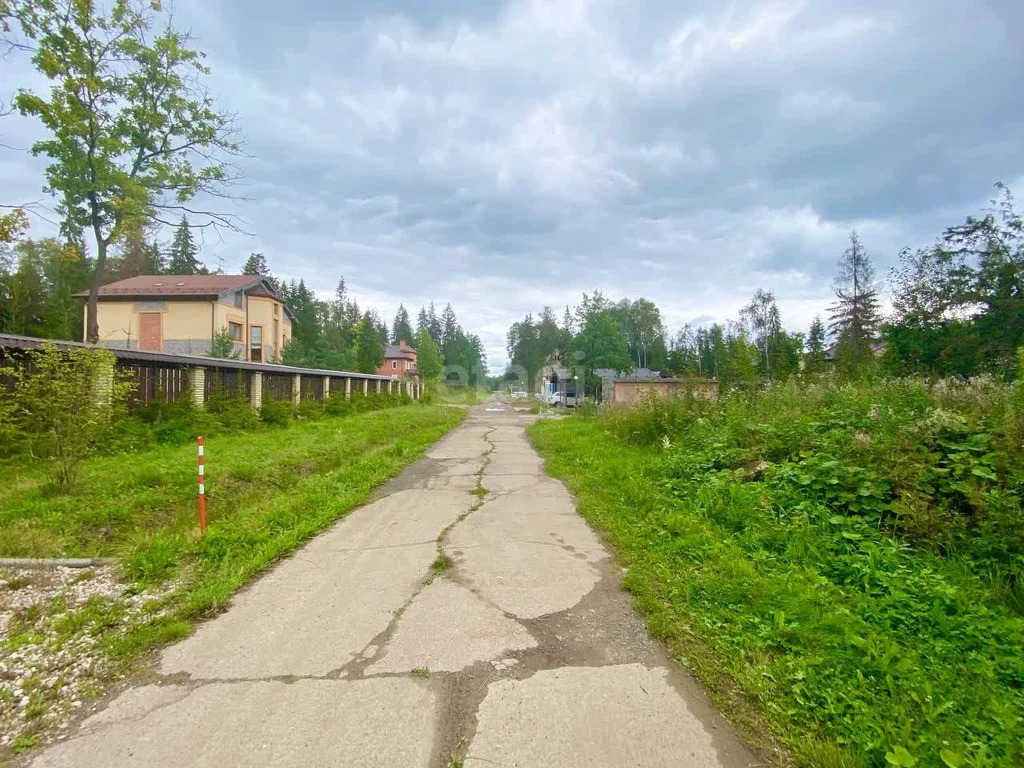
[[197, 435, 207, 535]]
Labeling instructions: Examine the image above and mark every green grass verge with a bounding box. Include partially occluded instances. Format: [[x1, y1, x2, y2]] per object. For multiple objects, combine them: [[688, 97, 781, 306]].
[[1, 403, 464, 672], [528, 416, 1023, 768]]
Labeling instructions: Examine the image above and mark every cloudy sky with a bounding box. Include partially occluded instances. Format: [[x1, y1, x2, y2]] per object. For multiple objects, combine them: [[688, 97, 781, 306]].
[[3, 0, 1023, 371]]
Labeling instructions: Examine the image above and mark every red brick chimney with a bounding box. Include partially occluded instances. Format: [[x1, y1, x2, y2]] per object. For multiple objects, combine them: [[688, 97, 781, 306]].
[[399, 339, 407, 349]]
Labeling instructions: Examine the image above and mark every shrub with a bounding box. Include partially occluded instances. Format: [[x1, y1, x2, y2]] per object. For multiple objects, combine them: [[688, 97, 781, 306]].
[[0, 344, 132, 492], [259, 398, 294, 426]]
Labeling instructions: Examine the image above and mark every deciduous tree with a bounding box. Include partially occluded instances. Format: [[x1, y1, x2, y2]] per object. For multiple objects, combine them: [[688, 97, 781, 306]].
[[10, 0, 240, 341]]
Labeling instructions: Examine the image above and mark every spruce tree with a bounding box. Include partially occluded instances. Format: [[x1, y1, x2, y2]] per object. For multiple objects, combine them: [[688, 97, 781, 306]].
[[242, 252, 270, 275], [806, 315, 827, 373], [829, 231, 882, 371], [166, 216, 203, 275], [392, 304, 414, 344]]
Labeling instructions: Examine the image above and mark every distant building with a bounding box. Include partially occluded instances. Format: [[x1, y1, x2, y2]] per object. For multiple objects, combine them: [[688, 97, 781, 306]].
[[76, 274, 293, 362], [379, 339, 417, 376]]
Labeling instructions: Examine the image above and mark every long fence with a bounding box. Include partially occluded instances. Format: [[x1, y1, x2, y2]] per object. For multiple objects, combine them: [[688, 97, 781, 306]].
[[0, 333, 421, 409]]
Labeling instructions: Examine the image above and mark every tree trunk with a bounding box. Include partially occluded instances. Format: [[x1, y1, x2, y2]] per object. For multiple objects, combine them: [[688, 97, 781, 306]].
[[87, 216, 107, 344]]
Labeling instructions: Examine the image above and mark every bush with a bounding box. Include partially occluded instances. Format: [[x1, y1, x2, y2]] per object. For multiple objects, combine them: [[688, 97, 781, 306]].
[[259, 398, 294, 427], [0, 344, 132, 492]]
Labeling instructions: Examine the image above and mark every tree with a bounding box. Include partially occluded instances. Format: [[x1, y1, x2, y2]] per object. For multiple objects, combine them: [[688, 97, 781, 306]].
[[355, 312, 384, 373], [571, 310, 633, 388], [111, 228, 163, 278], [415, 327, 443, 382], [10, 0, 240, 341], [209, 326, 240, 359], [829, 231, 882, 372], [805, 315, 827, 373], [392, 304, 414, 344], [167, 217, 203, 275], [242, 252, 270, 276], [740, 289, 782, 378], [426, 302, 443, 343]]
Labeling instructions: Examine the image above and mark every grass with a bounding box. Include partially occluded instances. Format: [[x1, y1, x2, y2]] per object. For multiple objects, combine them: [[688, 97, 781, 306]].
[[431, 554, 453, 575], [528, 379, 1024, 768], [1, 403, 465, 754]]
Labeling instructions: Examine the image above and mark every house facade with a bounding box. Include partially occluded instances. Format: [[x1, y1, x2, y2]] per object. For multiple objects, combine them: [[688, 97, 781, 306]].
[[78, 275, 294, 363], [378, 339, 417, 376]]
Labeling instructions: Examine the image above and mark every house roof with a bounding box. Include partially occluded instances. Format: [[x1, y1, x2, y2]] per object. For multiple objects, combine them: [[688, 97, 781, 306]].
[[77, 274, 263, 298], [594, 367, 662, 380], [75, 274, 298, 323], [384, 343, 417, 358]]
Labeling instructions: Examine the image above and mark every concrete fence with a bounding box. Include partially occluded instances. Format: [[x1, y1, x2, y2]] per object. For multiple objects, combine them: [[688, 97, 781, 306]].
[[0, 333, 422, 410]]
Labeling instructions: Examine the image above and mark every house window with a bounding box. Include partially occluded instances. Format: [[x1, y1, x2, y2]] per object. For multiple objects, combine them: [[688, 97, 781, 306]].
[[250, 325, 263, 362], [233, 291, 243, 309], [228, 322, 243, 342], [392, 360, 398, 370]]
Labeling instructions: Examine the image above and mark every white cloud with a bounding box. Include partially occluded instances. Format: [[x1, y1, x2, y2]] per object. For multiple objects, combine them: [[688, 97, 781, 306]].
[[1, 0, 1021, 372]]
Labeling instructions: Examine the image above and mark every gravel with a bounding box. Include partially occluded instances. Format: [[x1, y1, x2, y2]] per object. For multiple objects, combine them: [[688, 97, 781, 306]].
[[0, 566, 174, 751]]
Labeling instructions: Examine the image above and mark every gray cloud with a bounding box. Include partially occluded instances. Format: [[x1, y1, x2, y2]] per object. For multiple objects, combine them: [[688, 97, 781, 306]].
[[3, 0, 1023, 371]]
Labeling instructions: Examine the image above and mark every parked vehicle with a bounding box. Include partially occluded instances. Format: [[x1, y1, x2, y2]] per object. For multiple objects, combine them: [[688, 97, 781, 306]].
[[547, 391, 577, 407], [510, 390, 529, 399]]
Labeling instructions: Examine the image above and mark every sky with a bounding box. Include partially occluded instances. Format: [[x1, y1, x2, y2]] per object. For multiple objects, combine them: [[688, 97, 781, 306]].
[[3, 0, 1023, 373]]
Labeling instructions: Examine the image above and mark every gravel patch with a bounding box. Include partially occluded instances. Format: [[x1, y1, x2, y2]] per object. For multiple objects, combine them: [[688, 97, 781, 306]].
[[0, 566, 174, 752]]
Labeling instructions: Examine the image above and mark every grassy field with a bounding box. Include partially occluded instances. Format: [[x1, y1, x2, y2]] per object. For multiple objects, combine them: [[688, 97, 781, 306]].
[[529, 379, 1023, 768], [1, 403, 464, 753]]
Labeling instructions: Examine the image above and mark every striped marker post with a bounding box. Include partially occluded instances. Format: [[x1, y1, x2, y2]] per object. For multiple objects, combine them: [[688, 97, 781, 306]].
[[197, 436, 207, 535]]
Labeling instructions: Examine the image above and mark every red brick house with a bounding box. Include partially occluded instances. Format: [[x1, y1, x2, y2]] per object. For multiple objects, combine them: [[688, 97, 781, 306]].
[[378, 339, 417, 376]]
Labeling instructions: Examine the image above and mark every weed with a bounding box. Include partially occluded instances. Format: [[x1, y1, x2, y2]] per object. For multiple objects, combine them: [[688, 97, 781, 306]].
[[431, 554, 453, 575], [411, 667, 430, 678], [469, 486, 488, 499], [2, 574, 32, 591], [11, 733, 40, 753]]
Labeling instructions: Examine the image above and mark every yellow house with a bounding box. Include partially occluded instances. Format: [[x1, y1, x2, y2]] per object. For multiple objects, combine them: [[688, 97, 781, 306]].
[[77, 274, 294, 362]]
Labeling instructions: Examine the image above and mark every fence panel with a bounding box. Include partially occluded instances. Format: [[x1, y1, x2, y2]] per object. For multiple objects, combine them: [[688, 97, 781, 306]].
[[262, 373, 293, 401], [300, 375, 323, 401], [120, 364, 186, 408], [205, 368, 248, 401]]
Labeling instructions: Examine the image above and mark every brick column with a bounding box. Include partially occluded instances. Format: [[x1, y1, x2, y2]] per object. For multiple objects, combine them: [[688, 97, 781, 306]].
[[345, 377, 351, 399], [189, 368, 206, 409], [323, 376, 331, 399], [249, 371, 263, 409], [93, 354, 115, 407], [292, 374, 302, 405]]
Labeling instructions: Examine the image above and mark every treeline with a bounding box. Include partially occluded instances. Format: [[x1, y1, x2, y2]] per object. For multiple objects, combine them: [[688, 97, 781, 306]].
[[0, 223, 485, 381], [507, 184, 1024, 388], [246, 254, 484, 379], [0, 217, 224, 340]]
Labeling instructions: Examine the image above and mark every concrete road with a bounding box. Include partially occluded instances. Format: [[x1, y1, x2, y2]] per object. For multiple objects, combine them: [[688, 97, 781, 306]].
[[30, 398, 762, 768]]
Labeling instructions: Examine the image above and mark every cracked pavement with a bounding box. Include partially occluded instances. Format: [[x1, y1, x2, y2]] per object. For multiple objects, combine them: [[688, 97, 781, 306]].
[[27, 399, 762, 767]]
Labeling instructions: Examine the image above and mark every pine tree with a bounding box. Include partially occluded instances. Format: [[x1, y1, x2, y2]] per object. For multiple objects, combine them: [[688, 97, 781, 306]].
[[166, 216, 203, 275], [829, 231, 882, 371], [392, 304, 414, 344], [416, 306, 430, 337], [806, 315, 827, 373]]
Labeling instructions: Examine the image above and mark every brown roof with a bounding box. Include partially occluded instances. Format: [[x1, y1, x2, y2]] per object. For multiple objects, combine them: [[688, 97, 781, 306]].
[[384, 343, 417, 358], [77, 274, 262, 298]]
